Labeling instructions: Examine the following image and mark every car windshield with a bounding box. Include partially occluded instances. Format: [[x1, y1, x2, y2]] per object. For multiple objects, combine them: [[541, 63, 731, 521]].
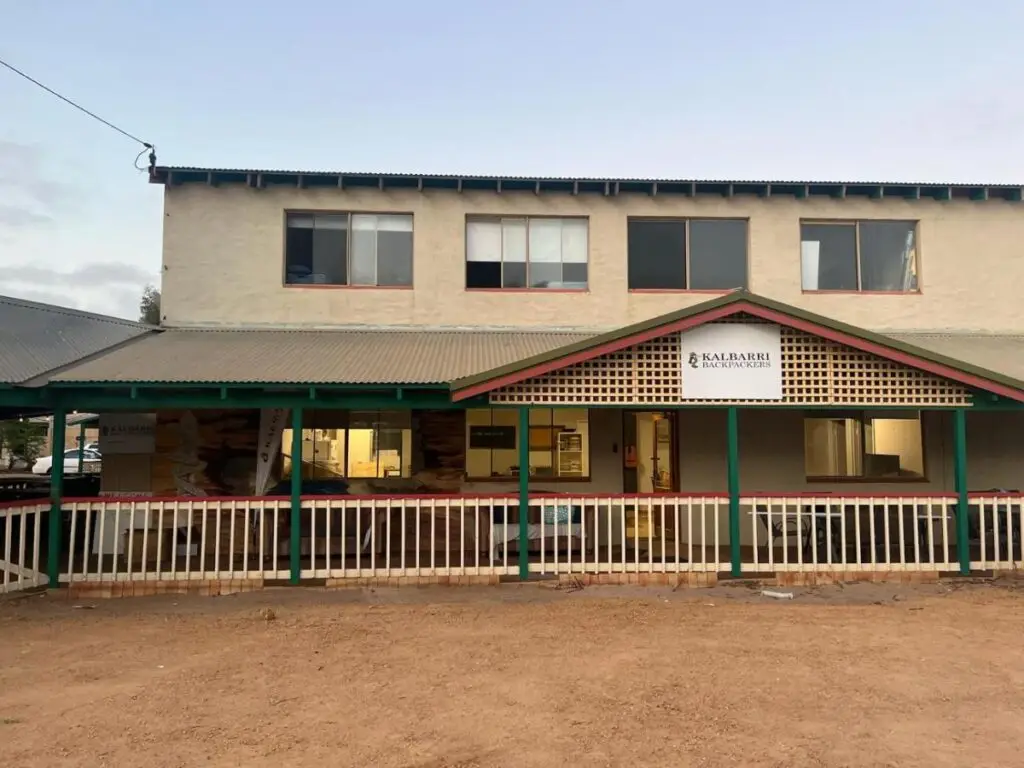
[[63, 449, 100, 459]]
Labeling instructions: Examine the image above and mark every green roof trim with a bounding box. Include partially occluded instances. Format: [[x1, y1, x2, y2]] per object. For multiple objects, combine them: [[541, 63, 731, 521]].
[[152, 167, 1024, 204], [449, 290, 1024, 402]]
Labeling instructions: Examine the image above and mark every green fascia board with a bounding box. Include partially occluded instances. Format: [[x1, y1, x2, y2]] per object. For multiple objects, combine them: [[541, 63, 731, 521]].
[[46, 381, 446, 391], [0, 387, 49, 407], [0, 384, 484, 413], [448, 289, 1024, 399]]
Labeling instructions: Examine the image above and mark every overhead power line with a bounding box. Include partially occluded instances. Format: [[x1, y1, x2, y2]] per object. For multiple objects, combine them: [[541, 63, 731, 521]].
[[0, 56, 156, 169]]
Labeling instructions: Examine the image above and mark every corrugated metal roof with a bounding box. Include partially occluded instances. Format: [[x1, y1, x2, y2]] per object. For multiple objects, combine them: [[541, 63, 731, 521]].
[[0, 295, 153, 385], [889, 332, 1024, 384], [49, 328, 594, 385], [46, 323, 1024, 393]]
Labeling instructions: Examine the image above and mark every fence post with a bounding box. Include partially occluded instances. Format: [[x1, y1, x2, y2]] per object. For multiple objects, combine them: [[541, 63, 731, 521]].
[[518, 406, 529, 581], [47, 409, 67, 588], [953, 409, 969, 575], [77, 420, 86, 474], [726, 407, 741, 577], [290, 407, 303, 585]]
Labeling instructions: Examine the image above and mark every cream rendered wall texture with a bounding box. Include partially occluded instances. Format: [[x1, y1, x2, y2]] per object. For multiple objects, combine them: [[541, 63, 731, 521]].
[[162, 184, 1024, 333]]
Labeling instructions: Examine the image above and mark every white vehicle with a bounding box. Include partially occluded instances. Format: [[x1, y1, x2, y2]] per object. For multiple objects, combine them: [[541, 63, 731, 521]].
[[32, 448, 102, 475]]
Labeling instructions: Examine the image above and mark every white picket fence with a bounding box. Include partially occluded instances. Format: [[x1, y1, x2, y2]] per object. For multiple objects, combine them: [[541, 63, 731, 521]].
[[48, 492, 1024, 585], [60, 497, 291, 583], [298, 495, 519, 578], [525, 494, 729, 575], [742, 494, 961, 573], [0, 501, 48, 593], [968, 494, 1024, 570]]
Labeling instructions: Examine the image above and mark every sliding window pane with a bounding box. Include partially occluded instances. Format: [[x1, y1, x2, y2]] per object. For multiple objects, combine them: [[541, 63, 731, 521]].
[[529, 262, 562, 288], [467, 261, 502, 288], [502, 219, 527, 263], [561, 219, 588, 264], [285, 215, 315, 284], [502, 219, 528, 287], [800, 223, 857, 290], [689, 220, 747, 290], [528, 219, 562, 264], [864, 413, 924, 478], [467, 220, 502, 262], [287, 214, 347, 285], [562, 263, 587, 289], [503, 262, 527, 288], [628, 220, 686, 289], [376, 215, 413, 286], [859, 221, 917, 292], [467, 220, 502, 288], [350, 215, 377, 286]]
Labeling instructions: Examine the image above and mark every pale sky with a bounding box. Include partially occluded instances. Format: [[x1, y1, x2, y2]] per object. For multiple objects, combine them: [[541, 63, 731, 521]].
[[2, 0, 1023, 319]]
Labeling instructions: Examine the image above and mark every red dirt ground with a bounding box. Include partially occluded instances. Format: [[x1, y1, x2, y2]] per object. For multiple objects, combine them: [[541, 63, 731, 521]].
[[2, 581, 1024, 767]]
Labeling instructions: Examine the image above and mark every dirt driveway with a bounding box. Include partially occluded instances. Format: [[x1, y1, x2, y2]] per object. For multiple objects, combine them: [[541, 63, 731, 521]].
[[2, 581, 1024, 767]]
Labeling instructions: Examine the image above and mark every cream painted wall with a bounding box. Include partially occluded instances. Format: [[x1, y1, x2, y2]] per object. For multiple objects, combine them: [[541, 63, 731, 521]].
[[99, 454, 153, 495], [163, 184, 1024, 332], [966, 411, 1024, 490], [98, 408, 1024, 502]]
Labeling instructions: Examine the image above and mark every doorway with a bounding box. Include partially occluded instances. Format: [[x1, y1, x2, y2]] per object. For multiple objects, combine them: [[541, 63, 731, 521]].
[[622, 411, 678, 493]]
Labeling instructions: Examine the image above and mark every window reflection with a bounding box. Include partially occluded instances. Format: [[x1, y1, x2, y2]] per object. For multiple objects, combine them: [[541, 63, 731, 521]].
[[282, 410, 412, 480]]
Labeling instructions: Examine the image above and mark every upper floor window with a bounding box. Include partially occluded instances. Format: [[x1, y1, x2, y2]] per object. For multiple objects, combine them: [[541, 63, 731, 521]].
[[800, 220, 918, 292], [285, 212, 413, 287], [466, 217, 588, 290], [627, 219, 748, 290]]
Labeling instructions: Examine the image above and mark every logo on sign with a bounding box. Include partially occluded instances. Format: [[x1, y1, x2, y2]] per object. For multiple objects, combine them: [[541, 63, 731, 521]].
[[689, 351, 772, 370]]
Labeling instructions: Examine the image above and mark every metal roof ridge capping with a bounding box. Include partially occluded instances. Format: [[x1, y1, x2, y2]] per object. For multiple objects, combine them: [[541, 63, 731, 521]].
[[149, 167, 1024, 202]]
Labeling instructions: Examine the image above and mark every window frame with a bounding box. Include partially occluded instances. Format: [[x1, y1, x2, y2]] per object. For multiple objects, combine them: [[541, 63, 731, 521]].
[[281, 409, 413, 481], [465, 407, 593, 482], [464, 215, 590, 292], [626, 217, 750, 293], [282, 210, 415, 289], [799, 219, 920, 294], [804, 410, 929, 483]]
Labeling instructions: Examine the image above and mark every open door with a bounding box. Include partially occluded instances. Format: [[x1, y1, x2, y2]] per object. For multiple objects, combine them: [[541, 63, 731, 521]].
[[622, 411, 677, 493]]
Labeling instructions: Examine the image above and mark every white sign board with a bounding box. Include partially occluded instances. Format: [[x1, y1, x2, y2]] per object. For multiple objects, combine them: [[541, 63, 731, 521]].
[[99, 413, 156, 454], [680, 324, 783, 400]]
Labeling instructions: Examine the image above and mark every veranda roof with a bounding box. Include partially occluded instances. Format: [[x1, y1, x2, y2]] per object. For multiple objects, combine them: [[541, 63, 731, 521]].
[[44, 329, 592, 385], [36, 291, 1024, 401], [0, 294, 151, 385]]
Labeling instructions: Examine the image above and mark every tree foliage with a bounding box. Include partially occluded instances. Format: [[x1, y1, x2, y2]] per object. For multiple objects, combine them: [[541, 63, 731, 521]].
[[139, 284, 161, 325], [0, 420, 46, 470]]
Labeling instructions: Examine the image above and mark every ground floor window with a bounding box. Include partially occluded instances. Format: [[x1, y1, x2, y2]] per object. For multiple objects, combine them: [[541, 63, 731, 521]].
[[465, 408, 590, 480], [804, 411, 924, 480], [282, 410, 412, 480]]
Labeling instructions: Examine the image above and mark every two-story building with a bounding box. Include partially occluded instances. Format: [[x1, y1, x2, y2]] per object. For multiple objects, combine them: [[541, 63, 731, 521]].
[[7, 168, 1024, 595]]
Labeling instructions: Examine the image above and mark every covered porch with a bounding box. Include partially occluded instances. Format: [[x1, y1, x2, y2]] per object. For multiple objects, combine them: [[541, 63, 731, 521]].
[[5, 291, 1024, 592]]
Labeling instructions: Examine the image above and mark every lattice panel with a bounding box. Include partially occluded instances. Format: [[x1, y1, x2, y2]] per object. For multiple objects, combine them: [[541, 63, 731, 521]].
[[488, 324, 972, 407]]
